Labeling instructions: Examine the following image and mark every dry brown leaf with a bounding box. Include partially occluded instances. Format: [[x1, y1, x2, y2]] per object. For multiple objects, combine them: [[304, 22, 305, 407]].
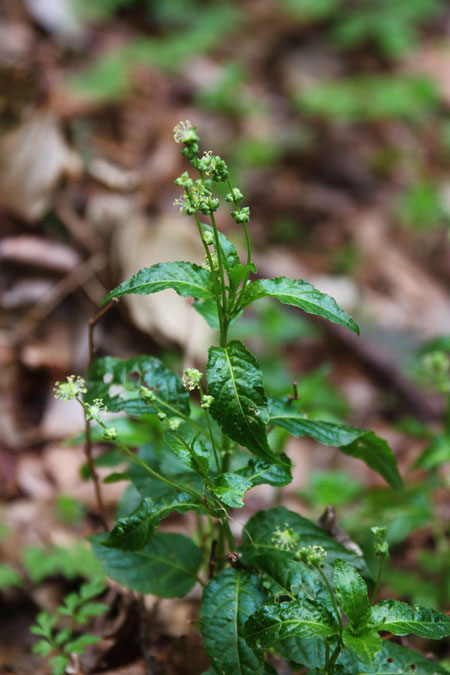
[[0, 110, 81, 221], [0, 236, 81, 272]]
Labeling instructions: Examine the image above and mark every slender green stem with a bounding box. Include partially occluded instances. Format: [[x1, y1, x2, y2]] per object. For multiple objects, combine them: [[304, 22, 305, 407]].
[[327, 644, 342, 671], [370, 557, 384, 604], [225, 177, 252, 313], [195, 213, 225, 341], [323, 636, 330, 666], [316, 566, 343, 634], [210, 211, 228, 315], [221, 434, 230, 474], [198, 384, 221, 472]]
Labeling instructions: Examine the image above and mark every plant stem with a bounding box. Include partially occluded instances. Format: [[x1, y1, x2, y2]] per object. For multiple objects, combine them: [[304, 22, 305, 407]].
[[210, 211, 228, 315], [370, 557, 384, 604], [195, 214, 226, 342], [316, 566, 343, 634]]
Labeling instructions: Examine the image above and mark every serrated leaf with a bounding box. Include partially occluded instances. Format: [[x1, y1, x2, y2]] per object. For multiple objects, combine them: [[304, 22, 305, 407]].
[[200, 569, 266, 675], [253, 553, 327, 603], [228, 263, 257, 288], [207, 341, 283, 465], [102, 261, 214, 304], [334, 559, 371, 630], [164, 432, 210, 476], [86, 355, 190, 418], [212, 472, 252, 507], [371, 600, 450, 639], [269, 398, 403, 490], [75, 601, 109, 623], [91, 532, 202, 597], [102, 494, 206, 550], [277, 636, 361, 672], [49, 655, 70, 675], [241, 506, 369, 575], [240, 277, 359, 334], [367, 640, 448, 674], [244, 599, 337, 648], [32, 639, 53, 657], [343, 628, 382, 666], [237, 454, 292, 487]]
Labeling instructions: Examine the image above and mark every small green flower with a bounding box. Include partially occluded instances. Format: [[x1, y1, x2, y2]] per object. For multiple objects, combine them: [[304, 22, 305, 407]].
[[294, 545, 327, 567], [203, 230, 214, 245], [182, 368, 203, 391], [174, 171, 194, 189], [103, 426, 117, 441], [225, 187, 244, 203], [140, 386, 157, 403], [157, 412, 167, 421], [271, 524, 300, 551], [422, 351, 450, 394], [173, 120, 199, 145], [53, 375, 87, 401], [85, 398, 106, 422], [231, 206, 250, 224], [201, 395, 214, 410], [168, 418, 182, 431], [371, 526, 390, 559]]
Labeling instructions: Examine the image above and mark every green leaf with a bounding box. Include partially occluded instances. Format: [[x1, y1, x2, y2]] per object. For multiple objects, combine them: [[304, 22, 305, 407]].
[[207, 341, 283, 465], [164, 432, 210, 476], [91, 532, 202, 597], [63, 634, 101, 654], [102, 261, 214, 304], [193, 297, 243, 330], [228, 263, 257, 288], [101, 494, 206, 550], [49, 655, 70, 675], [269, 398, 403, 490], [368, 640, 449, 674], [200, 569, 266, 675], [277, 636, 361, 672], [244, 599, 337, 648], [212, 473, 252, 508], [240, 277, 359, 334], [201, 223, 241, 272], [32, 639, 53, 657], [414, 435, 450, 471], [253, 553, 327, 603], [241, 507, 369, 575], [371, 600, 450, 639], [343, 628, 382, 666], [30, 611, 57, 638], [86, 355, 190, 418], [334, 559, 371, 630], [0, 563, 22, 590], [75, 602, 109, 623], [237, 454, 292, 487]]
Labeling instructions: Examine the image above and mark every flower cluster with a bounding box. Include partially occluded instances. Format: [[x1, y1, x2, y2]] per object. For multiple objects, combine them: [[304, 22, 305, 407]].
[[54, 375, 87, 401], [201, 395, 214, 410], [174, 178, 219, 216], [271, 524, 300, 551], [182, 368, 203, 391], [103, 426, 117, 441], [140, 385, 157, 404], [294, 545, 327, 567], [422, 351, 450, 395], [85, 398, 106, 423], [197, 151, 229, 182]]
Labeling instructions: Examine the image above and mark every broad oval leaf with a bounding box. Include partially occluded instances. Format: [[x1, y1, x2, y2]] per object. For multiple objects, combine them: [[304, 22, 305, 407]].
[[244, 600, 338, 648], [200, 569, 266, 675], [101, 493, 206, 551], [91, 532, 202, 597], [164, 431, 210, 476], [241, 506, 369, 576], [269, 398, 403, 491], [371, 600, 450, 639], [369, 640, 449, 674], [86, 355, 190, 418], [102, 261, 214, 304], [240, 277, 359, 334], [237, 454, 292, 487], [207, 340, 284, 465], [254, 553, 327, 603], [334, 559, 371, 630], [212, 472, 252, 508], [342, 628, 382, 666]]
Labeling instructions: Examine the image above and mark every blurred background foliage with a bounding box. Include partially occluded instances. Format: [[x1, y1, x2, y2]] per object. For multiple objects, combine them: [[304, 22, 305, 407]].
[[0, 0, 449, 671]]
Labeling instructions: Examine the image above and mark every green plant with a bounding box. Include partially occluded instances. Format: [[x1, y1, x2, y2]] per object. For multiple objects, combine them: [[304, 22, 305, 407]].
[[30, 579, 107, 675], [53, 122, 450, 673]]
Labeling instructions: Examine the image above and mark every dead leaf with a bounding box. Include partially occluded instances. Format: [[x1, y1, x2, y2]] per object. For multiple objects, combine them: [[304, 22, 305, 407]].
[[0, 236, 81, 272]]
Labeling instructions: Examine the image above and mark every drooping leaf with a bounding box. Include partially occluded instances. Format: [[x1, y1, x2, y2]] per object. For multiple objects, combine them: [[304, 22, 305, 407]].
[[343, 628, 382, 666], [269, 398, 403, 490], [237, 454, 292, 487], [334, 559, 371, 630], [369, 640, 448, 674], [164, 431, 210, 476], [102, 261, 214, 304], [240, 277, 359, 334], [244, 600, 338, 648], [241, 506, 369, 575], [371, 600, 450, 639], [212, 472, 252, 507], [86, 355, 190, 418], [193, 297, 243, 330], [253, 553, 327, 603], [101, 493, 206, 550], [207, 341, 284, 465], [200, 569, 266, 675], [91, 532, 202, 597]]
